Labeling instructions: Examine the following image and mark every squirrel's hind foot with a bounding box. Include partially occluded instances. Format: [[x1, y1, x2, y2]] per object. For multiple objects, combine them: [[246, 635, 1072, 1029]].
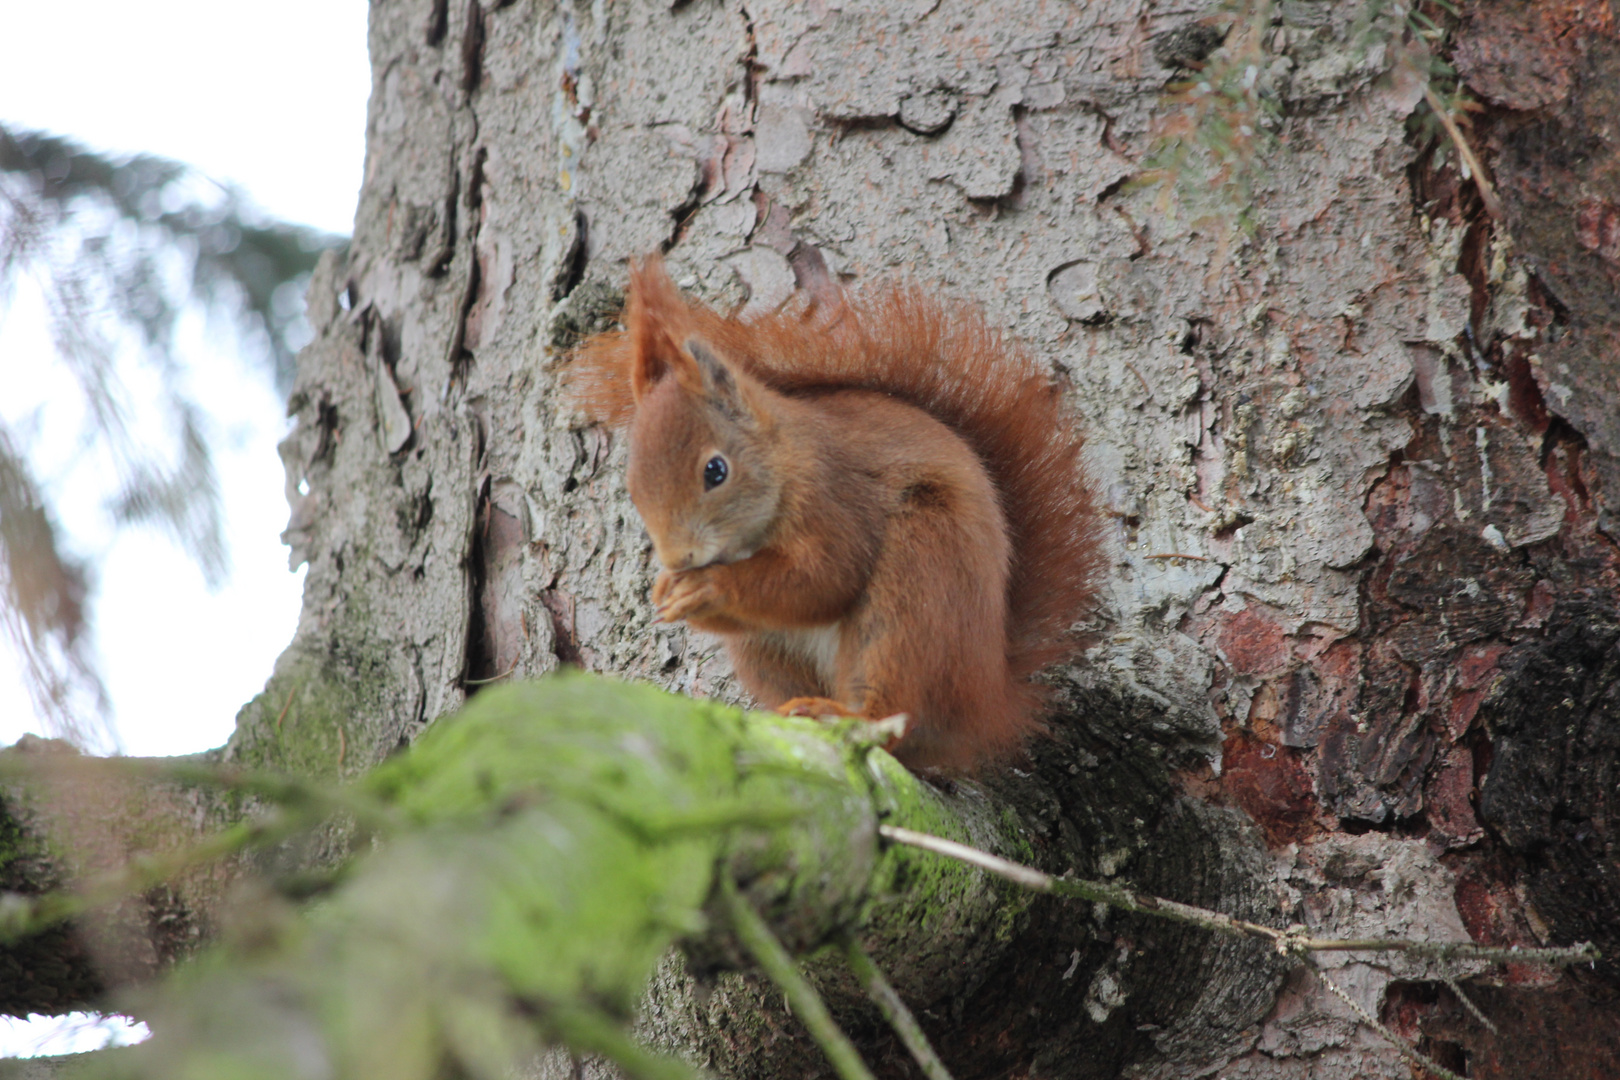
[[776, 698, 908, 756], [776, 696, 857, 719]]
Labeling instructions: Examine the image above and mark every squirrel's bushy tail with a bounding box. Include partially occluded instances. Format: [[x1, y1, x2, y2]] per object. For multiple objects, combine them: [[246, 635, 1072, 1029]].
[[569, 257, 1105, 695]]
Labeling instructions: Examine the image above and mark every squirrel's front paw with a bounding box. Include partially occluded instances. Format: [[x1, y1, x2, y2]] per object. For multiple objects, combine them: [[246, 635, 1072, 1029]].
[[652, 569, 723, 623]]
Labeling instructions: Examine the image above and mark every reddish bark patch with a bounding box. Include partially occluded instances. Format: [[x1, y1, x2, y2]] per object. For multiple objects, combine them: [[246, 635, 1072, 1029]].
[[1452, 869, 1516, 946], [1425, 748, 1483, 849], [1575, 197, 1620, 266], [1446, 643, 1508, 739], [1454, 3, 1582, 110], [1501, 345, 1553, 435], [1410, 978, 1620, 1080], [1457, 643, 1510, 690], [1448, 856, 1561, 989], [1215, 605, 1293, 677], [1219, 733, 1318, 846]]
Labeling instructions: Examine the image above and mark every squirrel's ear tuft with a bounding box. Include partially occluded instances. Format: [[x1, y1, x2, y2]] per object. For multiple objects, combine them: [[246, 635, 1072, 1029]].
[[627, 255, 699, 401], [684, 338, 753, 423]]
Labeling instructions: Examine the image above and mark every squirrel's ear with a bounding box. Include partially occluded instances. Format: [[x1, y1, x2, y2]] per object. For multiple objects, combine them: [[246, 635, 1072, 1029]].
[[626, 255, 700, 401], [628, 328, 687, 402], [684, 338, 754, 424]]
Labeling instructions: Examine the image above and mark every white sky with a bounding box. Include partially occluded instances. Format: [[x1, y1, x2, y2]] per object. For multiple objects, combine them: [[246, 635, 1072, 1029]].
[[0, 1013, 150, 1059], [0, 1, 370, 236], [0, 1, 368, 1058], [0, 1, 371, 758]]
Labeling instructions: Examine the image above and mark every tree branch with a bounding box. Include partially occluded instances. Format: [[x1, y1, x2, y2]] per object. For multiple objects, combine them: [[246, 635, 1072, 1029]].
[[878, 825, 1600, 967], [720, 876, 877, 1080], [840, 936, 955, 1080]]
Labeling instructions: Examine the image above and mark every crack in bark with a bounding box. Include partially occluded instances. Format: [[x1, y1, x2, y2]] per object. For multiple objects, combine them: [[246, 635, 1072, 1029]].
[[424, 0, 448, 46], [552, 209, 589, 302], [442, 146, 487, 391], [460, 0, 486, 95]]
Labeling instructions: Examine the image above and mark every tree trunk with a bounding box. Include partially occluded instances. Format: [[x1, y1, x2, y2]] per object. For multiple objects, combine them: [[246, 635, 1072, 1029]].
[[6, 0, 1619, 1077]]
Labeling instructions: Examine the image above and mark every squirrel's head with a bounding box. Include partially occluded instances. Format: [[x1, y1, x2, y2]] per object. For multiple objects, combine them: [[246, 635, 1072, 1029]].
[[623, 263, 783, 572]]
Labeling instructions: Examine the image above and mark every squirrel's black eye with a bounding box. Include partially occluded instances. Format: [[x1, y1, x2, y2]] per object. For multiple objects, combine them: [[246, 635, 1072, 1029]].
[[703, 455, 729, 490]]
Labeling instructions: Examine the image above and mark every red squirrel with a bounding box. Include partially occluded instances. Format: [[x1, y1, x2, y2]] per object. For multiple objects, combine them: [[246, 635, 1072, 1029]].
[[568, 256, 1102, 771]]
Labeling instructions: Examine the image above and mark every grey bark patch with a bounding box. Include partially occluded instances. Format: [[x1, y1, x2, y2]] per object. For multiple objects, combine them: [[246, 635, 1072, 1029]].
[[726, 246, 795, 318], [1048, 259, 1108, 323], [897, 88, 958, 135], [754, 104, 813, 173], [924, 95, 1021, 200]]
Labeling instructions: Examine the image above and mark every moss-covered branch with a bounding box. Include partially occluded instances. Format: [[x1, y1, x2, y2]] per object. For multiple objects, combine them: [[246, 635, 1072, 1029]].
[[0, 675, 1032, 1078], [3, 671, 1316, 1078]]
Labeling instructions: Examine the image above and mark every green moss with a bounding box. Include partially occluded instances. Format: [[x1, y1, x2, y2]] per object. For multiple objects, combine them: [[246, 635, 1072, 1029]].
[[225, 651, 382, 781], [69, 673, 1021, 1079], [218, 572, 415, 778], [0, 789, 44, 883]]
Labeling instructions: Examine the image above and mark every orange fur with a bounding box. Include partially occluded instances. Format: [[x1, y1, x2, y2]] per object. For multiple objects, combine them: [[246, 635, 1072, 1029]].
[[566, 256, 1104, 771]]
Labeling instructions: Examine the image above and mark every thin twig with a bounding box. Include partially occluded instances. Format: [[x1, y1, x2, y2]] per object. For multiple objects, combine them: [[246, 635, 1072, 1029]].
[[1442, 977, 1500, 1036], [1423, 84, 1504, 223], [1123, 361, 1154, 398], [719, 876, 877, 1080], [0, 758, 400, 944], [1311, 963, 1464, 1080], [877, 825, 1600, 966], [275, 686, 296, 732], [464, 658, 522, 686], [130, 759, 398, 831], [840, 936, 955, 1080], [1145, 553, 1211, 561], [1, 815, 283, 944]]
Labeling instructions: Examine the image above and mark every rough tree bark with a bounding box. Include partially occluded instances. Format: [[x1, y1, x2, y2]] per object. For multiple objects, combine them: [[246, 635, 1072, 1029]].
[[4, 1, 1619, 1077]]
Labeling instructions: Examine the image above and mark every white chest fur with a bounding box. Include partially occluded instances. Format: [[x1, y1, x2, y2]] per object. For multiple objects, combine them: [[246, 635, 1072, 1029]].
[[765, 623, 841, 690]]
